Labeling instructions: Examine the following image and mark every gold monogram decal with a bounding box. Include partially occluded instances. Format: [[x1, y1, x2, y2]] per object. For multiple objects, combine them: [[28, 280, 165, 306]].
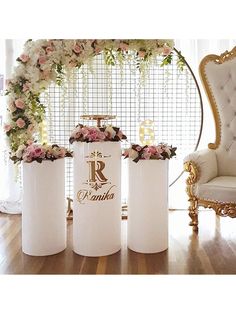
[[85, 150, 111, 159], [84, 150, 111, 191], [77, 150, 116, 204]]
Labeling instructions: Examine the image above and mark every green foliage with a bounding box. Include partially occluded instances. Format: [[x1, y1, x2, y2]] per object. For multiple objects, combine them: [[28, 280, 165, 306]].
[[104, 49, 116, 66], [160, 54, 173, 67], [176, 52, 186, 71]]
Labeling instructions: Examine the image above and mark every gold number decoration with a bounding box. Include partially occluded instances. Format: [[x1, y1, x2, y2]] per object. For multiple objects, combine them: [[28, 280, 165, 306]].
[[139, 119, 155, 145]]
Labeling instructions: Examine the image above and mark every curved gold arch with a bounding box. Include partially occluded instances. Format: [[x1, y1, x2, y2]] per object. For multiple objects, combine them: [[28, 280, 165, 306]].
[[199, 46, 236, 149]]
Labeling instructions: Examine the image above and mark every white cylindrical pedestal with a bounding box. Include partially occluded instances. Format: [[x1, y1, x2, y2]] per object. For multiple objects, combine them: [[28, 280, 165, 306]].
[[22, 159, 66, 256], [128, 159, 168, 253], [73, 142, 121, 257]]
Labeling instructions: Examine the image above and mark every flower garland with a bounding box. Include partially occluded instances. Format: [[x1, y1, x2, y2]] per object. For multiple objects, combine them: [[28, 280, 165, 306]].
[[11, 142, 73, 164], [4, 39, 175, 158], [123, 143, 177, 163], [69, 124, 127, 144]]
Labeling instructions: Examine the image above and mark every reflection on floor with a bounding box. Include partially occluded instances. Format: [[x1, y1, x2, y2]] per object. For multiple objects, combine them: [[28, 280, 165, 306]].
[[0, 209, 236, 274]]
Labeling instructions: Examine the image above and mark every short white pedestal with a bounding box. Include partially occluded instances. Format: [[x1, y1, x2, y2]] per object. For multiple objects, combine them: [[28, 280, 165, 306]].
[[73, 142, 121, 257], [22, 159, 66, 256], [128, 159, 168, 253]]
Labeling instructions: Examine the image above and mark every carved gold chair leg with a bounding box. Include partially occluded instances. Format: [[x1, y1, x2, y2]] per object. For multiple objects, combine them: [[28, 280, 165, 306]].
[[184, 161, 199, 231], [188, 197, 198, 232]]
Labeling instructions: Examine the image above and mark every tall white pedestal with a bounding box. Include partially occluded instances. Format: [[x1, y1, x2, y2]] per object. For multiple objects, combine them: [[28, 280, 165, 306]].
[[73, 142, 121, 257], [128, 159, 168, 253], [22, 159, 66, 256]]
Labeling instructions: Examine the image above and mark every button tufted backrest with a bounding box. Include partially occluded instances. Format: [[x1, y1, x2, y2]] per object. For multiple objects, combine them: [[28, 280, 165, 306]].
[[200, 49, 236, 176]]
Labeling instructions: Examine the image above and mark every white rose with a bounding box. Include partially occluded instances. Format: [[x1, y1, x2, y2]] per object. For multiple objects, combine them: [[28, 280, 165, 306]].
[[16, 144, 26, 158], [129, 148, 139, 160], [105, 125, 116, 138]]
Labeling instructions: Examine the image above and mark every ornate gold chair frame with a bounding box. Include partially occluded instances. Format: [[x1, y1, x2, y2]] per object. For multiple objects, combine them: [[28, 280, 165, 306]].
[[184, 47, 236, 231]]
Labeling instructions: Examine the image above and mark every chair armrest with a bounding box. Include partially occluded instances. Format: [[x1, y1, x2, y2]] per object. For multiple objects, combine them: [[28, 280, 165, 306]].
[[184, 149, 218, 184]]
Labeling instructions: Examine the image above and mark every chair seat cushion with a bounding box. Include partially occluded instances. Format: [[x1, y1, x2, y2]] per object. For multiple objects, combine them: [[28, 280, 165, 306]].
[[197, 176, 236, 203]]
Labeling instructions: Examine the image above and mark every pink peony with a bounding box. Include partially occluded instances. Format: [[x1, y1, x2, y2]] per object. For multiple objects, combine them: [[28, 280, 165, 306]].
[[15, 99, 25, 109], [146, 146, 157, 154], [73, 44, 82, 54], [86, 128, 105, 141], [16, 118, 26, 128], [33, 147, 44, 158], [19, 54, 29, 63], [38, 56, 47, 65], [4, 124, 12, 132]]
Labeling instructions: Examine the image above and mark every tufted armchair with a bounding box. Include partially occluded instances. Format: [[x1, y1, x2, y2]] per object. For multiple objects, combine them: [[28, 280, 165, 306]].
[[184, 46, 236, 231]]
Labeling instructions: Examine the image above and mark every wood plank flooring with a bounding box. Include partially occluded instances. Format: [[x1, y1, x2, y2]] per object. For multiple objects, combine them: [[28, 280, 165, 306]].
[[1, 209, 236, 274]]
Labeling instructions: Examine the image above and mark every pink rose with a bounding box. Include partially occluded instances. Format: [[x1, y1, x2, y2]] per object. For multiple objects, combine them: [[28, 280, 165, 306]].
[[95, 46, 102, 54], [25, 144, 35, 154], [46, 46, 54, 54], [4, 124, 12, 132], [146, 146, 157, 154], [136, 145, 142, 152], [138, 50, 146, 58], [163, 46, 172, 56], [19, 54, 29, 63], [23, 82, 30, 92], [15, 99, 25, 109], [142, 151, 151, 159], [69, 60, 77, 68], [16, 118, 26, 128], [119, 42, 129, 52], [73, 44, 82, 54], [38, 56, 47, 65], [86, 128, 105, 141], [27, 124, 34, 133]]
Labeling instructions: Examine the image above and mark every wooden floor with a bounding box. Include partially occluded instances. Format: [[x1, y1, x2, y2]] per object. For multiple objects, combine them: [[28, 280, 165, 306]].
[[1, 209, 236, 274]]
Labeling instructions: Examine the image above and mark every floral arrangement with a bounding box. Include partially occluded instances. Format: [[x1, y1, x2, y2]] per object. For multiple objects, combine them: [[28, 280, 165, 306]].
[[69, 124, 127, 144], [123, 143, 177, 163], [11, 142, 73, 164], [4, 39, 177, 156]]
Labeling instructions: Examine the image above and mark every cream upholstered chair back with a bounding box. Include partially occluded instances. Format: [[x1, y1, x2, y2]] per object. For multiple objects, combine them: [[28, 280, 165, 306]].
[[184, 47, 236, 232], [200, 47, 236, 176]]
